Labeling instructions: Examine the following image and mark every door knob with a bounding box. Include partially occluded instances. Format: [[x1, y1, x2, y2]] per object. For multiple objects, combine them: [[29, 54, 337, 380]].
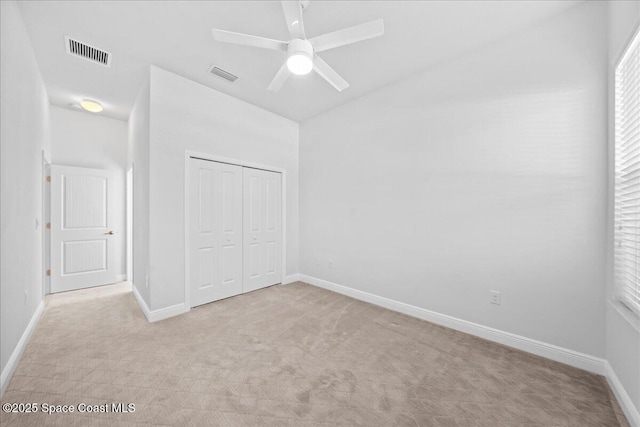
[[104, 231, 115, 235]]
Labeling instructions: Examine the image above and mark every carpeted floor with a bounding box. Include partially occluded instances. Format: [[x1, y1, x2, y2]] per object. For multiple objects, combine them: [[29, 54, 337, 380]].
[[0, 281, 629, 426]]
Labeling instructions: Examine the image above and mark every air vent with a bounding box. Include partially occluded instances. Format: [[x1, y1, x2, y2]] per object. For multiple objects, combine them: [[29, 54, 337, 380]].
[[65, 36, 111, 67], [209, 66, 238, 82]]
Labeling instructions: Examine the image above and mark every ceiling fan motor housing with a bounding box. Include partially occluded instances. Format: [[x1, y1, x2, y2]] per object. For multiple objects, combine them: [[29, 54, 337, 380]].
[[287, 39, 313, 60]]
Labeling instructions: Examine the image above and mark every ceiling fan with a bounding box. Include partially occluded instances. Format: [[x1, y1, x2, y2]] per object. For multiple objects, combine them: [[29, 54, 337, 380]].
[[211, 0, 384, 92]]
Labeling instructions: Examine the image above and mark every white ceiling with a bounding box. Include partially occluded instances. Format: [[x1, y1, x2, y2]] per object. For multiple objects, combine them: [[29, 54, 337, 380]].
[[18, 1, 581, 122]]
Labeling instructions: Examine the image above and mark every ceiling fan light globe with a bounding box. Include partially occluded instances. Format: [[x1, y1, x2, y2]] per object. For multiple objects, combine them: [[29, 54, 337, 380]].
[[287, 54, 313, 75]]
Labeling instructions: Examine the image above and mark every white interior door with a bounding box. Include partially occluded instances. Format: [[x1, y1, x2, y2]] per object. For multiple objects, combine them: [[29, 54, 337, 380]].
[[243, 167, 282, 293], [50, 165, 117, 293], [189, 158, 243, 307]]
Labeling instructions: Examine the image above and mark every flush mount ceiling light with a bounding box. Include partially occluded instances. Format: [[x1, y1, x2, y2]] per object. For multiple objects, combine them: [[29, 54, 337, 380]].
[[211, 0, 384, 92], [80, 100, 103, 113]]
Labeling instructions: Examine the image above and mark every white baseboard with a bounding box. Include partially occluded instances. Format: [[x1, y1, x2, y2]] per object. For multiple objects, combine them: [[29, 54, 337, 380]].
[[605, 361, 640, 427], [299, 275, 606, 375], [132, 285, 188, 323], [283, 274, 301, 284], [1, 301, 44, 397], [132, 285, 150, 319]]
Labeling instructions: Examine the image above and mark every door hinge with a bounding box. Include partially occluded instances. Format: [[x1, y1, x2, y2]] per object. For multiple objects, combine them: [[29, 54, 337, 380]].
[[46, 222, 51, 229], [46, 176, 51, 182], [46, 269, 51, 276]]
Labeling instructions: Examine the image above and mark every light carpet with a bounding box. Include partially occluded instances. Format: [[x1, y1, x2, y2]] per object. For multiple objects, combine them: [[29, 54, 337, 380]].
[[0, 281, 629, 426]]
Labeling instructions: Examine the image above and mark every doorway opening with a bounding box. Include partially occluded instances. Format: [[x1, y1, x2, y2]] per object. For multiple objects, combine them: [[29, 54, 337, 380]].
[[48, 164, 122, 293], [126, 167, 133, 283]]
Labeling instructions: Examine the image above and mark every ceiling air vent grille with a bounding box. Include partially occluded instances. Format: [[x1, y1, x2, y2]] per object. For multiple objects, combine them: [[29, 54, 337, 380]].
[[65, 36, 111, 67], [209, 66, 238, 82]]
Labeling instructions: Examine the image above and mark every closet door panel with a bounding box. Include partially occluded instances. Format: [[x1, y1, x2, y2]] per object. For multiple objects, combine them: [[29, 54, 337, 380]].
[[243, 167, 282, 292], [189, 158, 243, 307]]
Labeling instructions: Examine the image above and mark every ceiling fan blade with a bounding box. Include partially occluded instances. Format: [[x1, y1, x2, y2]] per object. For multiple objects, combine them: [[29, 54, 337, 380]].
[[212, 28, 287, 51], [310, 19, 384, 53], [268, 62, 291, 92], [313, 54, 349, 92], [281, 1, 305, 39]]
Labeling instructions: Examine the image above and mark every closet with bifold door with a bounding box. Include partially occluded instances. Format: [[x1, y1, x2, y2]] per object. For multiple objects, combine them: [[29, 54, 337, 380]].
[[188, 157, 282, 308]]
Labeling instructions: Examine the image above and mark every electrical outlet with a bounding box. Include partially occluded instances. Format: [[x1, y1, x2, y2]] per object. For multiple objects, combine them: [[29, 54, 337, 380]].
[[490, 290, 501, 305]]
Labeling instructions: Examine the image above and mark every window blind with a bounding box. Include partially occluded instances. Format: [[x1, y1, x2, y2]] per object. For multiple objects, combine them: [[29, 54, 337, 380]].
[[615, 28, 640, 317]]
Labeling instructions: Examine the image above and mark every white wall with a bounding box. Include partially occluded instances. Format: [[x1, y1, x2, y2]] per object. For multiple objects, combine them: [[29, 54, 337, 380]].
[[0, 0, 50, 392], [128, 76, 151, 307], [146, 66, 299, 310], [607, 0, 640, 421], [300, 1, 608, 358], [50, 105, 128, 279]]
